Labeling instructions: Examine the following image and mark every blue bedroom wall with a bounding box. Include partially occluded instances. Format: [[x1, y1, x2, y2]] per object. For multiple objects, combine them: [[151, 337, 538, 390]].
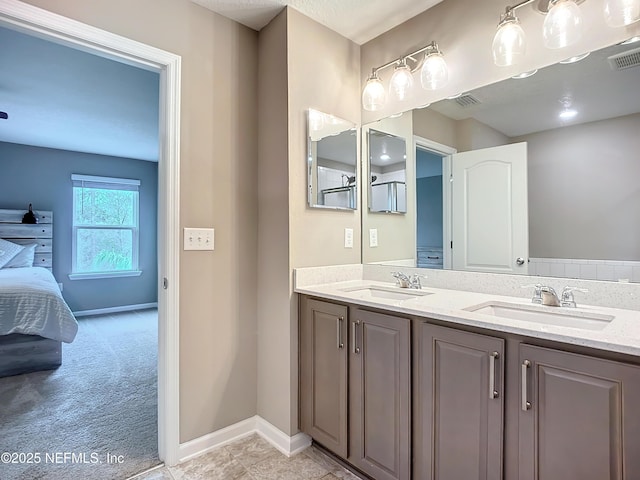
[[0, 141, 158, 312], [416, 149, 444, 248]]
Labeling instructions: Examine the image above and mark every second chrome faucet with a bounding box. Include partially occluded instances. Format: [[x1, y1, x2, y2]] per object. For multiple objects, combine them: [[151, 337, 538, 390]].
[[524, 283, 588, 307]]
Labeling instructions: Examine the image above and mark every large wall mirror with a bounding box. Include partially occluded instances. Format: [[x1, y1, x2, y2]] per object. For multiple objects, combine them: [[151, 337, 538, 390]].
[[362, 39, 640, 283], [307, 109, 358, 210]]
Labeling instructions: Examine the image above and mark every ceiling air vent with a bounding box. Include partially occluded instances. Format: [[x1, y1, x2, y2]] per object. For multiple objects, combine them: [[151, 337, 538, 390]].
[[454, 94, 481, 108], [608, 47, 640, 71]]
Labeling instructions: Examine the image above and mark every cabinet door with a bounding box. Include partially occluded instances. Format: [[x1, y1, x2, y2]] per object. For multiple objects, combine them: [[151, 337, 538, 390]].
[[519, 344, 640, 480], [417, 323, 505, 480], [299, 297, 348, 457], [349, 309, 411, 480]]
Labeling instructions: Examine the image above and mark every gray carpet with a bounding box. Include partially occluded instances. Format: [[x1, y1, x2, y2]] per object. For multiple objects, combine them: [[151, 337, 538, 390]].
[[0, 309, 160, 480]]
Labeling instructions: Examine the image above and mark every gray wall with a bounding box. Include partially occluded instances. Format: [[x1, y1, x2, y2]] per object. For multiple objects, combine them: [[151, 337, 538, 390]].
[[517, 113, 640, 261], [0, 141, 158, 311], [416, 149, 443, 248]]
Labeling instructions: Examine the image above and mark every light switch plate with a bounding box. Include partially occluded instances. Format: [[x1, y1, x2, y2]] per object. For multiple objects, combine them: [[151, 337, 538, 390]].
[[369, 228, 378, 247], [344, 228, 354, 248], [184, 227, 215, 251]]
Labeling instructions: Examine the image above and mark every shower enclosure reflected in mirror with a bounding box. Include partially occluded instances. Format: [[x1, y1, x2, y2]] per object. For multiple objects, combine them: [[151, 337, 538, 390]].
[[367, 129, 407, 213], [307, 109, 358, 210]]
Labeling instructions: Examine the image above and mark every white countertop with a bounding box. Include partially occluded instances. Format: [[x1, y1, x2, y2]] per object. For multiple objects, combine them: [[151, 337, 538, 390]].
[[295, 279, 640, 357]]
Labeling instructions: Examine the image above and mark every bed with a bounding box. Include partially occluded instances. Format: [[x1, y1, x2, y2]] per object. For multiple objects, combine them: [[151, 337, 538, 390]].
[[0, 208, 78, 377]]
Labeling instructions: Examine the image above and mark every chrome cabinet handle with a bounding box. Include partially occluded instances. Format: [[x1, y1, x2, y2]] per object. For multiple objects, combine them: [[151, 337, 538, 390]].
[[352, 320, 361, 354], [516, 257, 525, 266], [337, 317, 344, 349], [522, 360, 531, 411], [489, 351, 499, 399]]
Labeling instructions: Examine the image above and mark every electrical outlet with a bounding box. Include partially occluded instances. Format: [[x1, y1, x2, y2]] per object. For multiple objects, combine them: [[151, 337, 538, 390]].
[[344, 228, 354, 248], [184, 227, 215, 251], [369, 228, 378, 247]]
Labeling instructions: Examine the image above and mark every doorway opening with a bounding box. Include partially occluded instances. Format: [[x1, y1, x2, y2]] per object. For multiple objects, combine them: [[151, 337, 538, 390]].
[[414, 136, 456, 270], [0, 0, 181, 469]]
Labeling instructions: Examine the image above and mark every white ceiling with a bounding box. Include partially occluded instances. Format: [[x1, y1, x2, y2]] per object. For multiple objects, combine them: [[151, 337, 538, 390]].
[[0, 26, 159, 162], [191, 0, 443, 44]]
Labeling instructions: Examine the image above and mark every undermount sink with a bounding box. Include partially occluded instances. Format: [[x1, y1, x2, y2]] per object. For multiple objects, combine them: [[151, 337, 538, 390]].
[[339, 285, 433, 301], [464, 301, 614, 331]]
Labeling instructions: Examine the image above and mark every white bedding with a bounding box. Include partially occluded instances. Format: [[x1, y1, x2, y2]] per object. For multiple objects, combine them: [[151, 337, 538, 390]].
[[0, 267, 78, 343]]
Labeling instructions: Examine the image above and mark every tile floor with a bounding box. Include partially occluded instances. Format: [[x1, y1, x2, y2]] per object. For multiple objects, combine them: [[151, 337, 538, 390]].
[[130, 434, 364, 480]]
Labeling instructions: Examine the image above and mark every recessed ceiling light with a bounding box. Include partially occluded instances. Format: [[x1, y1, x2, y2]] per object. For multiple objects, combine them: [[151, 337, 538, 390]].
[[380, 154, 391, 161], [559, 52, 590, 64], [446, 93, 462, 99], [620, 36, 640, 45], [511, 69, 538, 79], [416, 103, 431, 109], [559, 108, 578, 120], [389, 112, 404, 118]]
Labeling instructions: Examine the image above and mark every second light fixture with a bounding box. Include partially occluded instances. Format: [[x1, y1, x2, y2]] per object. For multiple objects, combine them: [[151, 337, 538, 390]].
[[362, 41, 448, 112]]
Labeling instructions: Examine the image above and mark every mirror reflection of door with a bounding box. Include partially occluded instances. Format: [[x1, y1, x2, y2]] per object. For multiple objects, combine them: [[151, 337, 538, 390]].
[[451, 142, 529, 275]]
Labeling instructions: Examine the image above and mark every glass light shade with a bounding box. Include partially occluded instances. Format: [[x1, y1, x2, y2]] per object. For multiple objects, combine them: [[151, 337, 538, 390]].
[[389, 64, 414, 101], [604, 0, 640, 27], [420, 52, 449, 90], [362, 75, 387, 111], [543, 0, 583, 49], [492, 18, 526, 66]]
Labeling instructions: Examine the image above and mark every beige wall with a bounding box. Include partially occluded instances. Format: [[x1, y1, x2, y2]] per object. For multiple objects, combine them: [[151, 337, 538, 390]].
[[256, 9, 292, 436], [362, 113, 416, 264], [21, 0, 260, 443], [361, 0, 640, 123], [516, 113, 640, 261], [413, 108, 459, 149], [256, 7, 362, 436], [456, 118, 510, 152]]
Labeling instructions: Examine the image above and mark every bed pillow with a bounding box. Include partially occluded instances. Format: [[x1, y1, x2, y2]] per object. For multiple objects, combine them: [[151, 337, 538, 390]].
[[0, 238, 24, 269], [4, 242, 37, 268]]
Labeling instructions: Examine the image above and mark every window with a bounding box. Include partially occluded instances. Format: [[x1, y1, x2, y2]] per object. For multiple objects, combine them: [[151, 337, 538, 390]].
[[70, 174, 141, 280]]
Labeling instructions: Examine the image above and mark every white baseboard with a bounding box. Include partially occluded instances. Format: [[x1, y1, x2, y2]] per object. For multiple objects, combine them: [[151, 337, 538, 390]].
[[73, 302, 158, 317], [255, 416, 312, 456], [177, 416, 311, 464]]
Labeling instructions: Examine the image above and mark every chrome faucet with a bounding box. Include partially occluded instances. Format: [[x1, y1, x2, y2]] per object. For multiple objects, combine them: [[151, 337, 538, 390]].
[[560, 286, 588, 308], [392, 272, 424, 289], [523, 284, 588, 307], [540, 286, 561, 306]]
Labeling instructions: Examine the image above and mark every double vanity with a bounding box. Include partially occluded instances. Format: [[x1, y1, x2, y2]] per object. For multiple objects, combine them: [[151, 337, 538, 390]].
[[296, 265, 640, 480]]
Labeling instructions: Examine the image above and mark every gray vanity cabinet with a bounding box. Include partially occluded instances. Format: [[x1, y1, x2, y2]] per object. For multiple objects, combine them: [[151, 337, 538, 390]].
[[416, 323, 505, 480], [299, 297, 348, 457], [349, 308, 411, 480], [518, 344, 640, 480]]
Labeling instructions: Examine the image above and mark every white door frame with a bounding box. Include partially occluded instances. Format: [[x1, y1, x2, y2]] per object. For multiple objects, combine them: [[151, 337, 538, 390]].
[[0, 0, 181, 466], [413, 136, 456, 270]]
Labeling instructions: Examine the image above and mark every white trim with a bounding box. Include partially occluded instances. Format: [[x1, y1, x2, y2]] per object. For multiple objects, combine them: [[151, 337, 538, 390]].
[[71, 174, 141, 186], [0, 0, 182, 467], [178, 416, 258, 463], [414, 135, 456, 271], [255, 417, 312, 457], [73, 302, 158, 317], [177, 416, 312, 465], [69, 270, 142, 280]]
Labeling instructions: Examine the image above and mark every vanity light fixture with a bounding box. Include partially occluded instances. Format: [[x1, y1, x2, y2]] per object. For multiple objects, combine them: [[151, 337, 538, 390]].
[[492, 0, 586, 66], [493, 3, 528, 66], [604, 0, 640, 27], [543, 0, 584, 49], [389, 58, 414, 102], [362, 41, 448, 111]]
